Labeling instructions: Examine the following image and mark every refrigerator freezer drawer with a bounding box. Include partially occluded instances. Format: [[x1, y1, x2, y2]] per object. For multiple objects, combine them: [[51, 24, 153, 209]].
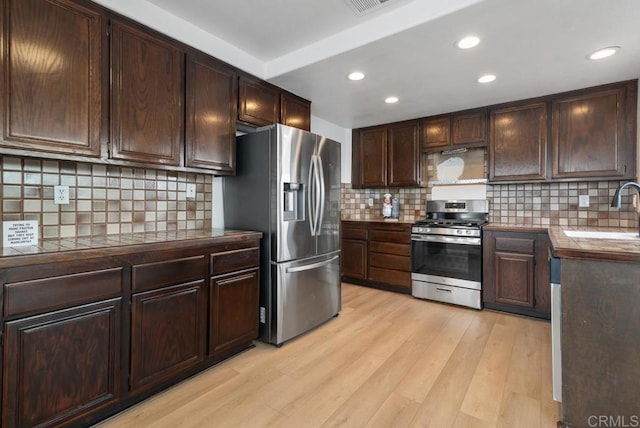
[[272, 251, 341, 345]]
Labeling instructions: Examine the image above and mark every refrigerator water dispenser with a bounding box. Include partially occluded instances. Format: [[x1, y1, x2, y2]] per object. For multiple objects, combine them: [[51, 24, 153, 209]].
[[283, 183, 304, 221]]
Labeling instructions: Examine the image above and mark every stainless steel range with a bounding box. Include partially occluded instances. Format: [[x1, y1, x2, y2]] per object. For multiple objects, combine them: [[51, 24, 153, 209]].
[[411, 200, 488, 309]]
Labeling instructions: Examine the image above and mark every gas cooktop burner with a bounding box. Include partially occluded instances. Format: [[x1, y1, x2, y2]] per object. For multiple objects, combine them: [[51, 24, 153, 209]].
[[415, 219, 487, 228], [416, 219, 487, 227], [418, 200, 489, 229]]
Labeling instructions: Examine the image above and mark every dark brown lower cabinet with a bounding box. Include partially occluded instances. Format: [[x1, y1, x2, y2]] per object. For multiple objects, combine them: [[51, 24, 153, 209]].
[[341, 221, 411, 293], [3, 299, 122, 428], [209, 268, 259, 356], [130, 280, 207, 391], [341, 222, 368, 280], [483, 229, 550, 319], [0, 234, 260, 427], [342, 239, 368, 279]]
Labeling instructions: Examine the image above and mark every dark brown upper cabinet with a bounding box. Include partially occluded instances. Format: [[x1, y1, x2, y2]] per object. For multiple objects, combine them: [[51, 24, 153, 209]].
[[109, 19, 184, 166], [0, 0, 104, 157], [355, 126, 387, 188], [388, 121, 421, 186], [238, 76, 279, 127], [551, 80, 636, 180], [453, 109, 487, 146], [422, 108, 487, 152], [352, 120, 420, 188], [489, 101, 547, 181], [487, 79, 637, 183], [423, 117, 451, 149], [185, 54, 237, 174], [281, 92, 311, 131]]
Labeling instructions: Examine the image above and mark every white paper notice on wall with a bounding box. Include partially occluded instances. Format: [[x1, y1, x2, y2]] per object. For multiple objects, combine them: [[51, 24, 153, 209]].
[[3, 220, 39, 247]]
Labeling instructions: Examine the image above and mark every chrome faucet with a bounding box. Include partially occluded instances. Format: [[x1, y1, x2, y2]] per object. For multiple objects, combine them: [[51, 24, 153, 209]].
[[611, 181, 640, 237]]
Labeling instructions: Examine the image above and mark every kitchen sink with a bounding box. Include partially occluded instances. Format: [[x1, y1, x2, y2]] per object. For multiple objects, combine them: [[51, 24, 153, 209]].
[[563, 230, 639, 240]]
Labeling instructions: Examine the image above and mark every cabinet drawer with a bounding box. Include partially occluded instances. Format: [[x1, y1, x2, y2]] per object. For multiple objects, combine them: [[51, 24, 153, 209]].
[[368, 267, 411, 288], [369, 253, 411, 271], [4, 268, 122, 318], [370, 229, 410, 244], [369, 241, 410, 257], [495, 236, 535, 253], [342, 225, 368, 240], [211, 247, 259, 276], [132, 256, 205, 292]]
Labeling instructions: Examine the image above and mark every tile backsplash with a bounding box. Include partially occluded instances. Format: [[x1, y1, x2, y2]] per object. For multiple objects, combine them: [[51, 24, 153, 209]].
[[2, 152, 638, 244], [1, 156, 212, 240], [341, 180, 638, 227], [488, 181, 638, 228]]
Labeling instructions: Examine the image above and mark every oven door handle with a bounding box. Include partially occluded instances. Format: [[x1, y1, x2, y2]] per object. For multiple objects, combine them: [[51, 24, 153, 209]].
[[411, 234, 481, 246]]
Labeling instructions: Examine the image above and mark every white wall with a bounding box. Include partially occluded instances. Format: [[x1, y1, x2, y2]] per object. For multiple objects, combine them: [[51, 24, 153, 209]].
[[310, 115, 352, 184]]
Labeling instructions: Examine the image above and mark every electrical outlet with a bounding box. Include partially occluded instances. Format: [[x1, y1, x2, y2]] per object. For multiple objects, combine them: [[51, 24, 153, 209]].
[[54, 185, 69, 204], [186, 183, 196, 199], [368, 198, 374, 207], [578, 194, 590, 208]]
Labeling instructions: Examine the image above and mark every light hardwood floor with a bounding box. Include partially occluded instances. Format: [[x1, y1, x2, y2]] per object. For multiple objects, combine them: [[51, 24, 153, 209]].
[[98, 283, 560, 428]]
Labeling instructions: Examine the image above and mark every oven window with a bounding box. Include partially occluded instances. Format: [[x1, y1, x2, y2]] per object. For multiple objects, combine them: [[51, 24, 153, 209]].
[[412, 240, 482, 283]]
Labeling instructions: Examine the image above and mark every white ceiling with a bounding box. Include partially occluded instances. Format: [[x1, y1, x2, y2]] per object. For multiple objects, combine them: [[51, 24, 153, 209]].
[[125, 0, 640, 129]]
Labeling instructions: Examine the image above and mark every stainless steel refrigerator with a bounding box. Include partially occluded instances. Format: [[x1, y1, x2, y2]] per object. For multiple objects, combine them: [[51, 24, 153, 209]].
[[223, 124, 341, 346]]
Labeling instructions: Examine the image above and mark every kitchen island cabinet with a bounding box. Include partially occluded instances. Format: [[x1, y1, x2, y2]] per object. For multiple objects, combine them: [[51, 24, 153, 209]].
[[0, 230, 260, 427], [341, 221, 411, 293], [548, 227, 640, 427]]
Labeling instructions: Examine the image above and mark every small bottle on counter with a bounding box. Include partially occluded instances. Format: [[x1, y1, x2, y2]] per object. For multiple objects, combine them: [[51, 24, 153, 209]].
[[391, 198, 400, 219]]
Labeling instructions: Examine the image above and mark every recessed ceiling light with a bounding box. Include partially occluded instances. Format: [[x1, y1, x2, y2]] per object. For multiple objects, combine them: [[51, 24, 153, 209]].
[[456, 35, 480, 49], [385, 96, 399, 104], [348, 71, 365, 81], [477, 74, 496, 83], [587, 46, 620, 60]]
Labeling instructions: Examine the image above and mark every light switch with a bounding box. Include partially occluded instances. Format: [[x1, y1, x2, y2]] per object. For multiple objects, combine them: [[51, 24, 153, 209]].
[[186, 183, 196, 199], [578, 194, 590, 208]]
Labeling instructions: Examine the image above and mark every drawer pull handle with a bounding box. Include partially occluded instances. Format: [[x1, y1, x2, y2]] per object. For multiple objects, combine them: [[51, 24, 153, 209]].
[[436, 287, 453, 293]]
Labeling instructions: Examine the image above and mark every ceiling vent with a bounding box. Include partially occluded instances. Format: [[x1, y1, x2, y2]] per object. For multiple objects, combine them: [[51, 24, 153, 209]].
[[345, 0, 394, 16]]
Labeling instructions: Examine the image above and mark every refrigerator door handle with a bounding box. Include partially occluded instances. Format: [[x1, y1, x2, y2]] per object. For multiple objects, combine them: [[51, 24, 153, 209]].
[[307, 155, 316, 235], [312, 155, 322, 236], [315, 155, 325, 236], [285, 255, 340, 273]]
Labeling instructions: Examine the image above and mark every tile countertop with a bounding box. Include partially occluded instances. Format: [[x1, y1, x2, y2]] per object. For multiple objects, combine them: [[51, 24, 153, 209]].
[[485, 223, 640, 263], [0, 229, 262, 269]]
